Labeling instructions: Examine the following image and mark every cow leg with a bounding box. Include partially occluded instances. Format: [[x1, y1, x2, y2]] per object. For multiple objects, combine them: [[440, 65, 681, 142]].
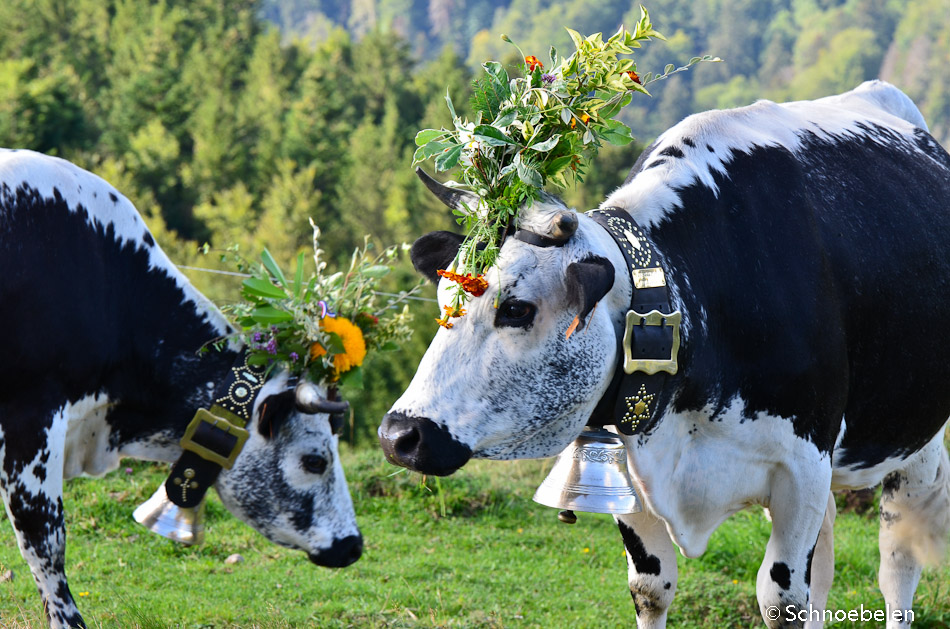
[[803, 492, 836, 629], [757, 461, 832, 628], [878, 428, 950, 629], [615, 509, 678, 628], [0, 423, 85, 628]]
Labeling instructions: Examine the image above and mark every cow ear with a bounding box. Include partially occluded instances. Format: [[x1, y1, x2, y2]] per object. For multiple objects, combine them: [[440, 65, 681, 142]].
[[565, 255, 615, 331], [257, 388, 296, 438], [410, 231, 465, 284]]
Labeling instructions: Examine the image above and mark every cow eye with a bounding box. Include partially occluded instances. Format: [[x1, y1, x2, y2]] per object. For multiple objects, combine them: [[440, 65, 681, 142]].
[[301, 454, 329, 475], [495, 298, 537, 328]]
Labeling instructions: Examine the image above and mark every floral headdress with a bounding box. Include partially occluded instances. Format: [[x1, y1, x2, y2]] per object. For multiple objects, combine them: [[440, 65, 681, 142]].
[[412, 7, 718, 326], [219, 219, 419, 388]]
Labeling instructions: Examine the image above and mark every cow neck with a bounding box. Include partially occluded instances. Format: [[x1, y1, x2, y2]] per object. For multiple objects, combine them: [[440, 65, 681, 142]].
[[164, 351, 266, 508], [585, 207, 682, 435]]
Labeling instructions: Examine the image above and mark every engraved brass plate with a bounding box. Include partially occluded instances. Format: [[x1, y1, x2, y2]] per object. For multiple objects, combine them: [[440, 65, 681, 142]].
[[632, 267, 666, 289], [622, 309, 682, 375], [180, 408, 250, 470]]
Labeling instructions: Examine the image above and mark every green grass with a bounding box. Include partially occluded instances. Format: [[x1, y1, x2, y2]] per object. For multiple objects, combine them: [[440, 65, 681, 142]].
[[2, 449, 949, 628]]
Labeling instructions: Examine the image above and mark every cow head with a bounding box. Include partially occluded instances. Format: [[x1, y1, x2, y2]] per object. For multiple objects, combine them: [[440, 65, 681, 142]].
[[216, 371, 362, 567], [379, 173, 632, 475]]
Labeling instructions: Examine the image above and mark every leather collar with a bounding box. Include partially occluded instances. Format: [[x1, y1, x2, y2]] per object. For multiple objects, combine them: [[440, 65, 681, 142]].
[[585, 207, 682, 435]]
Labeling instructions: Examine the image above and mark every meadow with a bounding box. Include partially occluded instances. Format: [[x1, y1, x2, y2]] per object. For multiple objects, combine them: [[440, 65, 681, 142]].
[[2, 446, 949, 628]]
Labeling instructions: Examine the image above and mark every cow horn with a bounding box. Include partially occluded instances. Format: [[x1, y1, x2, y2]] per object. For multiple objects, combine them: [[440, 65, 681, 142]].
[[295, 380, 350, 415], [549, 211, 578, 243], [416, 168, 479, 213]]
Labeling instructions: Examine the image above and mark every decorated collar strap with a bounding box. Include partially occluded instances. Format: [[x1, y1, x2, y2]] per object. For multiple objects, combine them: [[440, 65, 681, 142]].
[[164, 353, 265, 509], [585, 207, 681, 435]]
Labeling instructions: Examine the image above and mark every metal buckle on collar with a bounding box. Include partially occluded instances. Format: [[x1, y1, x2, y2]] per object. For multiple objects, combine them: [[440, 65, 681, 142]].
[[622, 309, 682, 375], [180, 408, 250, 470]]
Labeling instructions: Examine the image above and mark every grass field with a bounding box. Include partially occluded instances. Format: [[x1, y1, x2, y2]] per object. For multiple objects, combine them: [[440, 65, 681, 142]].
[[2, 446, 949, 628]]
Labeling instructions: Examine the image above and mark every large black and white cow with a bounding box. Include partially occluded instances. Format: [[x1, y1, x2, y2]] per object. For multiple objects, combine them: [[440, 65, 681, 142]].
[[379, 81, 950, 627], [0, 149, 362, 629]]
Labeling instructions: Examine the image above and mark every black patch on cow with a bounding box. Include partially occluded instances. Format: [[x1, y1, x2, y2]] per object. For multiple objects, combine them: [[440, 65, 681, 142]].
[[0, 175, 238, 480], [881, 471, 904, 499], [645, 159, 667, 170], [410, 230, 465, 284], [664, 581, 671, 589], [291, 493, 314, 531], [108, 191, 118, 203], [770, 562, 792, 590], [655, 123, 950, 457], [565, 255, 614, 331], [706, 144, 715, 152], [804, 538, 817, 587], [33, 463, 46, 482], [658, 145, 685, 159], [142, 231, 154, 247], [617, 520, 661, 575], [682, 137, 695, 148]]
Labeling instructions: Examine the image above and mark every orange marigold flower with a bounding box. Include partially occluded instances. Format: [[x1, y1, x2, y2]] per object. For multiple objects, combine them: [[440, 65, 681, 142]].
[[626, 70, 641, 84], [308, 316, 367, 376], [570, 113, 590, 129], [436, 269, 488, 297], [525, 55, 543, 71], [443, 304, 467, 318], [435, 316, 454, 329]]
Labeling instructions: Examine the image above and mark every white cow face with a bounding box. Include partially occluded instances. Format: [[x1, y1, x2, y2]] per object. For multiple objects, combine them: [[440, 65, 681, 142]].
[[216, 373, 362, 567], [380, 197, 629, 475]]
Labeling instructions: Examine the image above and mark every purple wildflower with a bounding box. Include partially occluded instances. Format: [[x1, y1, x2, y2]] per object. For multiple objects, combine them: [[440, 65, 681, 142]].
[[125, 467, 133, 475], [253, 331, 262, 343], [542, 73, 556, 84], [289, 352, 299, 362], [266, 338, 278, 355]]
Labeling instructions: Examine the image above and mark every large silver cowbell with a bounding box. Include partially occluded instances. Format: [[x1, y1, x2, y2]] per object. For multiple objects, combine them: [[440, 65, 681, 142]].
[[532, 427, 641, 520]]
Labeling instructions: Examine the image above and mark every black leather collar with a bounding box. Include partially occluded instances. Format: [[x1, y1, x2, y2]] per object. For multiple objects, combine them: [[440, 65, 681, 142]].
[[585, 207, 682, 435], [164, 352, 265, 508]]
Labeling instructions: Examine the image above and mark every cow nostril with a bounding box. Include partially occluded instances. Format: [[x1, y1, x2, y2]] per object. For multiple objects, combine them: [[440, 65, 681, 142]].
[[393, 425, 421, 457]]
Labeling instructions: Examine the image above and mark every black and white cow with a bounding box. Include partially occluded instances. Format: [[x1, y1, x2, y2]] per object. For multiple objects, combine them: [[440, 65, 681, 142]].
[[380, 81, 950, 628], [0, 149, 362, 629]]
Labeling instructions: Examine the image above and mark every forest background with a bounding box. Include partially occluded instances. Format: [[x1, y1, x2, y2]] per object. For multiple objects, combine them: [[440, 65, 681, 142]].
[[2, 0, 948, 444]]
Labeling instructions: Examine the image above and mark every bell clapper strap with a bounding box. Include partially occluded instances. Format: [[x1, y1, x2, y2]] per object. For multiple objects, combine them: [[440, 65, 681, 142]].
[[587, 207, 682, 436], [164, 354, 265, 508]]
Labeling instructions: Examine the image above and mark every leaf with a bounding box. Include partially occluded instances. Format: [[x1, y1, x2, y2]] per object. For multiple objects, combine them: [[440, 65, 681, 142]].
[[483, 60, 509, 86], [664, 63, 675, 74], [247, 353, 271, 366], [435, 144, 462, 171], [325, 331, 346, 354], [494, 109, 517, 128], [362, 265, 390, 278], [560, 108, 573, 125], [445, 88, 457, 119], [565, 27, 583, 51], [472, 124, 516, 146], [260, 249, 287, 288], [242, 277, 286, 299], [516, 161, 543, 187], [545, 154, 574, 175], [293, 252, 305, 298], [379, 341, 400, 352], [415, 129, 445, 146], [529, 134, 561, 152], [250, 306, 293, 324]]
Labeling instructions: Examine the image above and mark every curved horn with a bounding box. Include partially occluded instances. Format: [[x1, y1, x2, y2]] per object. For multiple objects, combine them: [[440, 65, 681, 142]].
[[416, 168, 479, 213], [548, 211, 578, 243], [295, 380, 350, 415]]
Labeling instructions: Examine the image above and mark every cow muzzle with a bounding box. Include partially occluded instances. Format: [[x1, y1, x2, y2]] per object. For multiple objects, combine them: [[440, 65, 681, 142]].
[[378, 412, 472, 476], [308, 533, 363, 568]]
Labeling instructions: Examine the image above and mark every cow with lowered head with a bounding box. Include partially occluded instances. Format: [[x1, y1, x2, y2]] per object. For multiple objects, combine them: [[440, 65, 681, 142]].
[[380, 81, 950, 628], [0, 149, 362, 629]]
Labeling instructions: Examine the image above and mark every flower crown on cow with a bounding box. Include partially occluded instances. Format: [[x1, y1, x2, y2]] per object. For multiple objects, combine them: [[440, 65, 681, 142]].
[[413, 7, 718, 326], [218, 220, 419, 388]]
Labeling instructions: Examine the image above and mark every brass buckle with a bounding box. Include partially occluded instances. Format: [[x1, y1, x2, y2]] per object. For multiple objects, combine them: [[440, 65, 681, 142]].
[[180, 409, 250, 470], [622, 309, 682, 375]]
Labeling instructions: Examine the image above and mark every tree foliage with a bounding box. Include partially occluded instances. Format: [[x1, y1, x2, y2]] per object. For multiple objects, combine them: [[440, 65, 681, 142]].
[[2, 0, 947, 442]]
